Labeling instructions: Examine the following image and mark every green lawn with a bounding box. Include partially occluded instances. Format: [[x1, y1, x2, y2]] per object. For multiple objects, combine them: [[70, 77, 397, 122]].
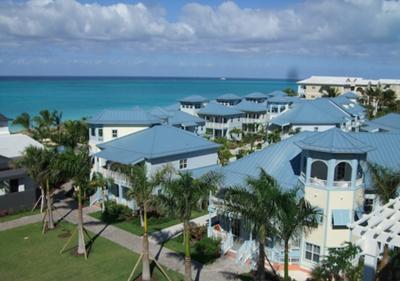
[[0, 222, 184, 281], [89, 209, 207, 236], [164, 235, 220, 265], [0, 209, 41, 223]]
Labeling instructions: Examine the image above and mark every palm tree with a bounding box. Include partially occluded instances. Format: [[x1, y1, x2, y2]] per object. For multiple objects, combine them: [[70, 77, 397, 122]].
[[89, 172, 114, 212], [275, 191, 320, 281], [223, 169, 283, 281], [58, 146, 92, 257], [363, 85, 397, 117], [368, 162, 400, 272], [12, 112, 31, 132], [368, 163, 400, 205], [319, 85, 339, 98], [51, 110, 63, 130], [267, 129, 281, 144], [17, 146, 62, 231], [159, 171, 222, 281], [113, 163, 173, 281]]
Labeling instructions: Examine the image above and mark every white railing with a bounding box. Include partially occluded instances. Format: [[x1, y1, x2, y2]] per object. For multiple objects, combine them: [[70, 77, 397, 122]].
[[99, 168, 129, 185], [236, 240, 257, 265], [310, 177, 327, 186]]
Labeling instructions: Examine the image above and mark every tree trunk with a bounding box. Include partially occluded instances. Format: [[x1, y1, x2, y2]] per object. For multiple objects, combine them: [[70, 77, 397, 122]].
[[139, 207, 144, 227], [284, 239, 289, 281], [378, 244, 390, 273], [183, 220, 192, 281], [256, 224, 266, 281], [46, 179, 54, 230], [40, 187, 45, 213], [101, 187, 106, 212], [142, 204, 151, 281], [77, 187, 86, 255]]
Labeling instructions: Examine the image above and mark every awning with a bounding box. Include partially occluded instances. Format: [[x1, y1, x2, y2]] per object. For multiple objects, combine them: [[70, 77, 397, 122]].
[[332, 209, 351, 227]]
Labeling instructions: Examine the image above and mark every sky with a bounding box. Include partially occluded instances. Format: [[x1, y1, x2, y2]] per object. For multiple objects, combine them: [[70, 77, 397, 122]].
[[0, 0, 399, 78]]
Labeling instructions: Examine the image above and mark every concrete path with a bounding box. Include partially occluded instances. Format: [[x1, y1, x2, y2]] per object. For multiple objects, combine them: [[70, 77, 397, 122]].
[[149, 213, 211, 244], [0, 199, 247, 281]]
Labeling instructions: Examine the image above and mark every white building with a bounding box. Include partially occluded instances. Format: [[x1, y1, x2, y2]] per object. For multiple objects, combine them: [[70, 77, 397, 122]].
[[297, 76, 400, 99], [92, 125, 220, 209], [179, 95, 209, 116]]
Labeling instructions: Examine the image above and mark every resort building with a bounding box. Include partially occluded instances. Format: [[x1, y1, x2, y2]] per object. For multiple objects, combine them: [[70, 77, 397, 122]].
[[234, 100, 268, 134], [92, 125, 220, 209], [88, 107, 161, 153], [244, 92, 269, 103], [0, 117, 43, 212], [266, 95, 302, 120], [198, 127, 400, 271], [360, 113, 400, 133], [297, 76, 400, 99], [178, 95, 209, 116], [198, 102, 243, 140], [268, 97, 365, 135], [216, 93, 242, 107]]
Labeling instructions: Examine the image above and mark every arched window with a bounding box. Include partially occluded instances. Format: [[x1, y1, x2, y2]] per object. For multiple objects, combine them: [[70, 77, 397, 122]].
[[334, 162, 352, 181], [311, 160, 328, 180]]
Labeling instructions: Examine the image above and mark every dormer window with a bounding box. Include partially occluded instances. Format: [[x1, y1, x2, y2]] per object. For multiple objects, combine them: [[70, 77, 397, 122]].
[[112, 129, 118, 138], [179, 159, 188, 169]]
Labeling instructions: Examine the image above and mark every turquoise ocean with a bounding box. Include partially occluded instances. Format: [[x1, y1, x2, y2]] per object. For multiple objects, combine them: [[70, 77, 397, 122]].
[[0, 77, 296, 120]]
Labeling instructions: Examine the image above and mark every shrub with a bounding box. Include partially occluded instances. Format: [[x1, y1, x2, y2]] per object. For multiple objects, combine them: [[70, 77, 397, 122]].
[[190, 224, 206, 241], [193, 237, 221, 264], [101, 201, 132, 223]]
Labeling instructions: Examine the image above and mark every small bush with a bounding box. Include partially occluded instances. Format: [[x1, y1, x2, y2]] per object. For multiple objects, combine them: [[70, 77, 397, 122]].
[[190, 224, 206, 241], [193, 237, 221, 264], [101, 201, 132, 223]]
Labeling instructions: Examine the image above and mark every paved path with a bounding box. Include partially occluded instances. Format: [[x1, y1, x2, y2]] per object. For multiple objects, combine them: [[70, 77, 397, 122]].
[[149, 213, 211, 244], [0, 199, 247, 281]]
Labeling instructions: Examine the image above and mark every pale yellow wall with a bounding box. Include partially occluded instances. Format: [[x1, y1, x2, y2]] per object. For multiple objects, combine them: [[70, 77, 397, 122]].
[[102, 125, 148, 142]]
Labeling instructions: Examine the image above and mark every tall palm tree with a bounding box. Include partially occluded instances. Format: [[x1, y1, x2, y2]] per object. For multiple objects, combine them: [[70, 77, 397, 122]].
[[275, 191, 320, 281], [58, 146, 92, 256], [223, 169, 283, 281], [159, 171, 222, 281], [368, 162, 400, 272], [113, 163, 173, 281], [51, 110, 63, 131], [319, 85, 339, 98], [89, 172, 114, 212], [12, 112, 31, 132], [368, 163, 400, 205], [33, 109, 54, 129], [17, 146, 62, 231]]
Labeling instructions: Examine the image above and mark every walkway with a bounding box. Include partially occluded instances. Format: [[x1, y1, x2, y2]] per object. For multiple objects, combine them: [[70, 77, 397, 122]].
[[0, 199, 247, 281]]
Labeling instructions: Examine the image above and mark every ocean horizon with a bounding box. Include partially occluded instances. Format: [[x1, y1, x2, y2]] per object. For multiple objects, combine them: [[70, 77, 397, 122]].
[[0, 76, 297, 121]]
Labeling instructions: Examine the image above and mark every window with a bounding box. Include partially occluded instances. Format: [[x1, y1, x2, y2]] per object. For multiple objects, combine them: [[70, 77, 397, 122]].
[[112, 129, 118, 138], [179, 159, 188, 169], [305, 242, 320, 263], [314, 127, 319, 132], [364, 198, 374, 214], [98, 128, 103, 137], [91, 127, 96, 136]]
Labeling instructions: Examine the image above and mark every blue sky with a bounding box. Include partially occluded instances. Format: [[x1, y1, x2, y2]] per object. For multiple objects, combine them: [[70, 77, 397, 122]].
[[0, 0, 399, 78]]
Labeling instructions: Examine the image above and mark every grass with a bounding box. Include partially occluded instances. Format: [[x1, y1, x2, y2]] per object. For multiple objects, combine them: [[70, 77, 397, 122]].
[[89, 209, 208, 236], [0, 208, 41, 223], [0, 222, 184, 281], [164, 235, 220, 265]]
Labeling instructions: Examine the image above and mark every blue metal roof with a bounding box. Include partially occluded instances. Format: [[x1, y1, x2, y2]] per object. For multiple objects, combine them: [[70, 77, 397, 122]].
[[179, 95, 209, 103], [270, 99, 349, 126], [198, 102, 243, 116], [150, 107, 173, 119], [268, 90, 288, 98], [341, 91, 360, 100], [216, 93, 242, 101], [330, 96, 366, 117], [296, 127, 375, 154], [364, 113, 400, 132], [332, 209, 351, 227], [89, 107, 161, 125], [267, 95, 302, 104], [192, 130, 400, 193], [96, 125, 219, 164], [166, 110, 205, 127], [245, 92, 268, 99], [234, 100, 267, 113]]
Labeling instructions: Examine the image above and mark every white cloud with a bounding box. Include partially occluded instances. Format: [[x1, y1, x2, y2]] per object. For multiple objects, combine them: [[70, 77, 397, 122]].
[[0, 0, 399, 58]]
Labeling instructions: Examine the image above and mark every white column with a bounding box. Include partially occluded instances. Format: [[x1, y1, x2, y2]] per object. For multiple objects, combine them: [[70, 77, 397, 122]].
[[363, 238, 379, 281], [327, 159, 336, 188], [351, 159, 358, 189], [207, 192, 213, 238], [305, 157, 312, 184]]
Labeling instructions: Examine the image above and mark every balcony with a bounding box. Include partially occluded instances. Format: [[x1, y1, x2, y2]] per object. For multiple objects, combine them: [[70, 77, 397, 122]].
[[300, 173, 364, 189]]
